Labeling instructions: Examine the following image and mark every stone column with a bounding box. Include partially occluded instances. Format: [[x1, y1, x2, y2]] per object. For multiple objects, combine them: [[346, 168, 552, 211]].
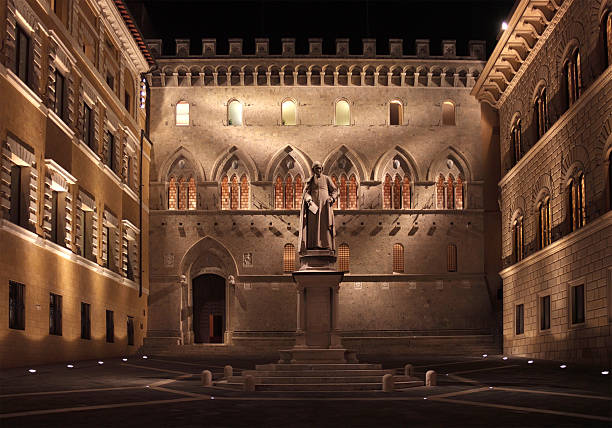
[[441, 72, 447, 87], [225, 72, 231, 86], [239, 72, 245, 86], [266, 71, 271, 86], [374, 72, 379, 86], [293, 71, 298, 85], [387, 72, 393, 86], [360, 71, 366, 86], [306, 71, 312, 86], [333, 71, 339, 86], [427, 72, 433, 86], [347, 71, 353, 86], [252, 71, 257, 86], [413, 72, 419, 87], [319, 71, 325, 85], [213, 72, 218, 86], [279, 71, 285, 86], [400, 72, 406, 87]]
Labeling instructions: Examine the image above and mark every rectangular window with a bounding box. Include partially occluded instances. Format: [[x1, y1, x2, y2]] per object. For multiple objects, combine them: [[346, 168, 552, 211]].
[[571, 284, 585, 324], [127, 316, 134, 346], [51, 190, 65, 245], [14, 26, 31, 86], [9, 281, 25, 330], [106, 73, 114, 90], [124, 90, 131, 113], [83, 104, 94, 150], [49, 293, 62, 335], [106, 310, 114, 343], [9, 165, 29, 228], [104, 225, 115, 270], [81, 302, 91, 339], [540, 295, 551, 331], [78, 208, 94, 260], [54, 71, 66, 120], [105, 131, 115, 170], [515, 304, 524, 335], [447, 244, 457, 272]]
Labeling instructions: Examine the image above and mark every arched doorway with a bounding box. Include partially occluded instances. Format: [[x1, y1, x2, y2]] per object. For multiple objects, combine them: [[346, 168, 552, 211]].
[[192, 274, 226, 343]]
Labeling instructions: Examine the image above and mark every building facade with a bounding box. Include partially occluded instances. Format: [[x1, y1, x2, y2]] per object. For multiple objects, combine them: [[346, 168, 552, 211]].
[[0, 0, 152, 368], [144, 37, 503, 356], [473, 0, 612, 364]]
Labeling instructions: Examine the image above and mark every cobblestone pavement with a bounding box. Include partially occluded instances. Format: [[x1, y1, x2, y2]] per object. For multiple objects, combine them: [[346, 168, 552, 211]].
[[1, 354, 610, 427]]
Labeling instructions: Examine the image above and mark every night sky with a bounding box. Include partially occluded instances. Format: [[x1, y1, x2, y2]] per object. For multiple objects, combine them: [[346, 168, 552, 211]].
[[125, 0, 516, 57]]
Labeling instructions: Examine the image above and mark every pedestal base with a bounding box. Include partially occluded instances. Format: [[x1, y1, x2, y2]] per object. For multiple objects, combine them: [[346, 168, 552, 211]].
[[278, 348, 358, 364]]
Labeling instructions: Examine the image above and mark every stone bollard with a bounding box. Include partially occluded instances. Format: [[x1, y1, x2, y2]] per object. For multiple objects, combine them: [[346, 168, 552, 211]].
[[426, 370, 437, 387], [404, 364, 414, 377], [201, 370, 212, 386], [382, 374, 394, 392], [244, 374, 256, 392], [224, 365, 233, 378]]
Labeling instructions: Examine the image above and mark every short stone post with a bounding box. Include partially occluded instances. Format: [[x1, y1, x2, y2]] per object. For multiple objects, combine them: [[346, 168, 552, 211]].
[[201, 370, 212, 386], [382, 374, 394, 392], [426, 370, 437, 386], [244, 374, 256, 392], [404, 364, 414, 377], [224, 365, 233, 378]]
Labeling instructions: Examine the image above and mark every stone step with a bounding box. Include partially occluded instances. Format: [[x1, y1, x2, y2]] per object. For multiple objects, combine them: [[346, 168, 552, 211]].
[[255, 363, 382, 371], [221, 381, 423, 392], [228, 375, 416, 384], [241, 369, 394, 377]]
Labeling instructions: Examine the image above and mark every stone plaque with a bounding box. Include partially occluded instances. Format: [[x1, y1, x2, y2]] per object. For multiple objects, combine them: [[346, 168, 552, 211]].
[[243, 252, 253, 267], [354, 282, 362, 290], [381, 282, 390, 290], [243, 283, 252, 290]]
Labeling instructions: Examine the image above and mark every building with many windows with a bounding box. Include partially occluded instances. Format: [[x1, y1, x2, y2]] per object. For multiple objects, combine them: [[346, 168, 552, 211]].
[[473, 0, 611, 364], [0, 0, 152, 367]]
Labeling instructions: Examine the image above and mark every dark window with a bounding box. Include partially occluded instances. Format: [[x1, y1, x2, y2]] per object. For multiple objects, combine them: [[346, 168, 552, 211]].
[[105, 131, 115, 170], [51, 190, 65, 245], [571, 284, 585, 324], [9, 281, 25, 330], [124, 90, 131, 113], [389, 101, 402, 125], [106, 310, 114, 343], [515, 304, 524, 335], [106, 73, 114, 90], [540, 295, 551, 331], [49, 293, 62, 335], [81, 302, 91, 339], [127, 316, 134, 346], [9, 165, 29, 228], [511, 119, 522, 164], [14, 26, 31, 86], [604, 12, 612, 69], [83, 103, 94, 151], [54, 71, 66, 120], [447, 244, 457, 272], [569, 174, 586, 232]]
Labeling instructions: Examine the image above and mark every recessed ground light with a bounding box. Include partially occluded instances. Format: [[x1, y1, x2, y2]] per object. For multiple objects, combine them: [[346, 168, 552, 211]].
[[423, 397, 427, 400], [98, 361, 104, 365], [489, 387, 493, 389], [560, 364, 567, 369], [122, 358, 128, 362], [502, 356, 508, 360], [482, 354, 488, 358], [601, 370, 609, 375], [142, 355, 148, 359], [527, 360, 534, 364], [211, 396, 215, 400], [28, 369, 37, 373], [67, 364, 74, 368]]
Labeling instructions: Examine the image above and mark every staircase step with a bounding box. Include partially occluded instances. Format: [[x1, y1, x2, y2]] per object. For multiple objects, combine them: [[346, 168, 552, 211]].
[[228, 375, 417, 384], [241, 369, 394, 377], [244, 381, 422, 391], [255, 363, 382, 371]]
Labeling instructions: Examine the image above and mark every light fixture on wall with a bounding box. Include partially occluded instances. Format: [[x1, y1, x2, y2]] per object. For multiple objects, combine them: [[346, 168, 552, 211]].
[[140, 78, 147, 109], [501, 21, 508, 31]]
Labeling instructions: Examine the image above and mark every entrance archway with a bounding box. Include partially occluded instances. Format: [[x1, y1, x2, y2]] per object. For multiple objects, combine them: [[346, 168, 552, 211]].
[[192, 274, 226, 343]]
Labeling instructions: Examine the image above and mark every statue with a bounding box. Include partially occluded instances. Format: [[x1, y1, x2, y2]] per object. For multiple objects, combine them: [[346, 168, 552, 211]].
[[298, 161, 338, 254]]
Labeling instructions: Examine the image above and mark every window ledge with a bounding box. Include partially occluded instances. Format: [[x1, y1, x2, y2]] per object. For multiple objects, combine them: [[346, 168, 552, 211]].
[[2, 67, 46, 113], [48, 110, 75, 138]]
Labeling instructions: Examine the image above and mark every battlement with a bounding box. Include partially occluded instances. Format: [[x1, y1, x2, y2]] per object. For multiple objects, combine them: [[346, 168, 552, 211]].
[[146, 38, 486, 60]]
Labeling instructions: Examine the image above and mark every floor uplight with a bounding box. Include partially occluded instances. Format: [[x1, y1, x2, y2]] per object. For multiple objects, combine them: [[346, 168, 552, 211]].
[[142, 355, 148, 359], [501, 21, 508, 30], [560, 364, 567, 369], [601, 370, 609, 375], [122, 358, 128, 362], [67, 364, 74, 368], [28, 369, 36, 373], [482, 354, 488, 358], [98, 361, 104, 365], [502, 356, 508, 360], [527, 360, 534, 364]]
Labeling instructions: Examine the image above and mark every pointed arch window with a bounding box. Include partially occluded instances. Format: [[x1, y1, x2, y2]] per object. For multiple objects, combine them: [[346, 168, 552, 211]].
[[230, 175, 239, 210], [331, 173, 358, 210], [168, 177, 177, 210], [437, 174, 463, 209], [285, 175, 294, 209], [178, 178, 187, 210], [176, 101, 189, 126], [442, 101, 455, 126], [295, 175, 303, 208], [335, 100, 350, 126], [534, 87, 548, 140], [383, 173, 410, 209], [389, 100, 403, 125], [331, 175, 340, 208], [511, 117, 522, 164], [228, 100, 243, 126], [563, 47, 582, 109], [338, 243, 350, 272], [568, 172, 586, 232], [512, 216, 524, 263], [281, 99, 296, 125], [274, 174, 302, 209], [538, 196, 551, 249], [392, 243, 404, 273], [220, 176, 230, 210], [283, 243, 295, 272]]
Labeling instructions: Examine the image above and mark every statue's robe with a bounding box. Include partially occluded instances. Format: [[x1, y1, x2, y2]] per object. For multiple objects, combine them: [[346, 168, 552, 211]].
[[298, 174, 338, 254]]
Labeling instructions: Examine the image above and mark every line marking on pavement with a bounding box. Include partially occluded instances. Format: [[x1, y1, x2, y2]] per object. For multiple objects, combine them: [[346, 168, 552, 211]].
[[149, 373, 194, 388], [429, 397, 612, 422], [450, 365, 519, 375], [150, 386, 208, 398], [0, 386, 145, 399], [120, 362, 193, 375], [491, 387, 612, 401], [447, 374, 484, 385], [0, 397, 209, 419]]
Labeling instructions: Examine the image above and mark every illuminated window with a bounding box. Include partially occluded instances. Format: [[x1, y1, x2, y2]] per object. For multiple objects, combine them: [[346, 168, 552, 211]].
[[295, 175, 303, 208], [228, 100, 243, 126], [275, 176, 284, 209], [538, 197, 551, 249], [335, 100, 350, 126], [446, 174, 455, 210], [442, 101, 455, 126], [176, 101, 190, 126], [338, 243, 350, 271], [603, 11, 612, 68], [447, 244, 457, 272], [568, 173, 586, 232], [392, 243, 404, 273], [230, 175, 239, 210], [383, 174, 392, 209], [281, 100, 296, 125], [178, 178, 187, 210], [220, 176, 229, 210], [511, 117, 522, 164], [389, 100, 402, 125], [563, 47, 581, 109], [283, 243, 295, 272], [512, 216, 524, 263], [188, 178, 197, 210], [533, 87, 548, 140]]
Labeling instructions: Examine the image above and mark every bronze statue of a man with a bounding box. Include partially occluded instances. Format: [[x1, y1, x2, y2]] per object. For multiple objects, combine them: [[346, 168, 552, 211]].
[[298, 161, 338, 254]]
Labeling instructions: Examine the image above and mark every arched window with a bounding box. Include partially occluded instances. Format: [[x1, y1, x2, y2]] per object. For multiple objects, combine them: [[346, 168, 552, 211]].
[[563, 47, 581, 109], [436, 175, 445, 209], [442, 101, 455, 126], [227, 100, 243, 126], [285, 175, 293, 209], [168, 177, 177, 210], [220, 176, 229, 210], [176, 101, 189, 126], [538, 196, 551, 249], [512, 216, 524, 263], [392, 243, 404, 273], [331, 175, 340, 208], [275, 176, 284, 209], [335, 100, 350, 126], [511, 117, 522, 164], [281, 99, 296, 125], [230, 175, 239, 210], [534, 87, 548, 140], [393, 175, 402, 209], [447, 244, 457, 272], [338, 243, 350, 272], [402, 176, 411, 209], [437, 174, 463, 209], [240, 174, 249, 209], [283, 243, 295, 272], [188, 178, 197, 210], [455, 175, 464, 209], [568, 172, 586, 232], [295, 175, 303, 208], [603, 11, 612, 69], [274, 174, 302, 209], [339, 174, 348, 209], [349, 175, 358, 209], [446, 174, 455, 209], [178, 178, 187, 210], [389, 100, 403, 125]]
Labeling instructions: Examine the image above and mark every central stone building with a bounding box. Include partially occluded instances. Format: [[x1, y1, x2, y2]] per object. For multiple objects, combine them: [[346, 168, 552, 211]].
[[144, 37, 502, 356]]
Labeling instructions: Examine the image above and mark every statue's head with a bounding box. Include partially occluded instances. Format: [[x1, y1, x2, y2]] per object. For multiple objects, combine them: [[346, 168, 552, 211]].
[[312, 161, 323, 177]]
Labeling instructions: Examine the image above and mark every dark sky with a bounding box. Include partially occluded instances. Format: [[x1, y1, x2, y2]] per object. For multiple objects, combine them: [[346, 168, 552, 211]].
[[126, 0, 516, 56]]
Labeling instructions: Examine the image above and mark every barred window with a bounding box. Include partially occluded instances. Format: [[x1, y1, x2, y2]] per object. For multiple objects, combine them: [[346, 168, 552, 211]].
[[392, 243, 404, 273], [447, 244, 457, 272], [338, 243, 350, 272], [283, 243, 295, 272]]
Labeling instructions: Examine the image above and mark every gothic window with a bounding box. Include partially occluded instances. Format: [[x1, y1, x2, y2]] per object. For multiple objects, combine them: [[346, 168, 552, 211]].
[[442, 101, 455, 126], [568, 172, 586, 232], [240, 174, 249, 209], [176, 101, 189, 126], [188, 178, 197, 210], [447, 244, 457, 272], [275, 176, 284, 209], [436, 175, 445, 209], [393, 175, 402, 209], [168, 177, 177, 210], [275, 174, 302, 209], [335, 100, 350, 126], [338, 243, 350, 272], [384, 173, 410, 210], [349, 175, 358, 209], [537, 196, 551, 249], [14, 25, 31, 87], [283, 243, 295, 272], [393, 243, 404, 273], [340, 175, 348, 209], [389, 100, 403, 125], [446, 174, 455, 209], [331, 175, 340, 208], [563, 47, 582, 110], [511, 117, 522, 164], [603, 11, 612, 69], [230, 175, 239, 210], [178, 178, 187, 210], [295, 175, 303, 208], [167, 156, 197, 211], [437, 174, 463, 209], [455, 175, 464, 209], [220, 176, 229, 210], [228, 100, 243, 126], [512, 215, 524, 263], [285, 175, 294, 209], [281, 99, 296, 125], [533, 87, 548, 140]]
